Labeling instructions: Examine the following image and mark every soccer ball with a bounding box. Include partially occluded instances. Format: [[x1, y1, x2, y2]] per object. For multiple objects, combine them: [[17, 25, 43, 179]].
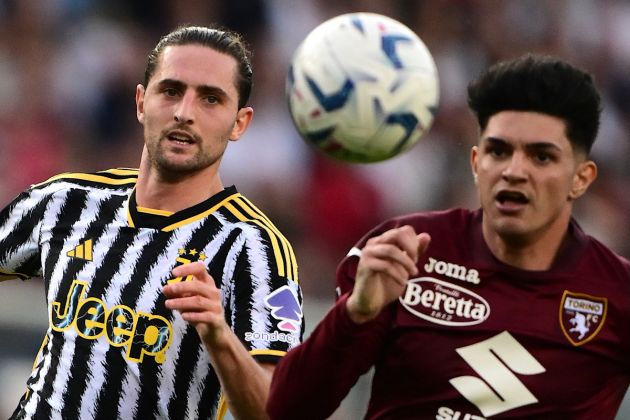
[[286, 12, 439, 163]]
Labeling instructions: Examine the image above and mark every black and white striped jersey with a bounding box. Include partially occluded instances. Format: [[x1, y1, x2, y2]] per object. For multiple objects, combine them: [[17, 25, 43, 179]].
[[0, 168, 303, 420]]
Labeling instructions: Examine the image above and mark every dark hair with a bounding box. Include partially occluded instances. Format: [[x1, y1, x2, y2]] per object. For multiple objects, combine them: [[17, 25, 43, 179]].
[[144, 25, 253, 109], [467, 54, 601, 154]]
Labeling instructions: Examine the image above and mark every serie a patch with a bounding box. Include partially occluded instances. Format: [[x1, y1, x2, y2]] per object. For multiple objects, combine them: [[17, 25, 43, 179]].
[[559, 290, 607, 346]]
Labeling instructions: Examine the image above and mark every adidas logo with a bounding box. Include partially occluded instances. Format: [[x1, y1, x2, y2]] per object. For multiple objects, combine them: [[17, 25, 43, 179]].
[[67, 239, 93, 261]]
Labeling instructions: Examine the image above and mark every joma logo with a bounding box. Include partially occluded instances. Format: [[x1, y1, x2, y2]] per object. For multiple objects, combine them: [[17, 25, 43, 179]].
[[424, 257, 480, 284]]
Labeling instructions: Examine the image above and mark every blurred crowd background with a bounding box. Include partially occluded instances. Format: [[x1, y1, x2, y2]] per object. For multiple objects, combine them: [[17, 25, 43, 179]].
[[1, 0, 629, 418]]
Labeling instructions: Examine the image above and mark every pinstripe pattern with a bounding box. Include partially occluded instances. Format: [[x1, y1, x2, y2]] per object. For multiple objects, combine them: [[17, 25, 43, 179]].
[[1, 169, 303, 420]]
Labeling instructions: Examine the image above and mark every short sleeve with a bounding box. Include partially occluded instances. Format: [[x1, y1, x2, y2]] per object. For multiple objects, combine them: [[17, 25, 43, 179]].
[[0, 187, 47, 281], [227, 226, 304, 364]]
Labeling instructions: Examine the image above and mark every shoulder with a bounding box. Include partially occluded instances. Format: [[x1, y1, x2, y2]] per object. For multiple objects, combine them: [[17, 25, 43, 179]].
[[392, 207, 477, 227], [335, 208, 478, 291], [579, 229, 630, 278], [220, 192, 287, 237], [221, 191, 298, 281], [30, 168, 138, 193], [218, 191, 294, 250], [363, 208, 478, 243], [3, 168, 137, 212]]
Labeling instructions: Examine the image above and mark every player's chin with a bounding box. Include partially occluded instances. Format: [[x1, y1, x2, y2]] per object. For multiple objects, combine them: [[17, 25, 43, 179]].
[[492, 219, 533, 242], [156, 155, 216, 175]]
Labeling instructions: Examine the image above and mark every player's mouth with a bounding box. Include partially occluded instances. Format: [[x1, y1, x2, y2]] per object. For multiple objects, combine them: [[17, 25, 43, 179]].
[[165, 130, 197, 146], [495, 190, 529, 212]]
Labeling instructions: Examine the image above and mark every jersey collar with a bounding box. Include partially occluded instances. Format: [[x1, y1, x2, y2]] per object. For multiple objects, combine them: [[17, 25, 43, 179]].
[[126, 186, 239, 231]]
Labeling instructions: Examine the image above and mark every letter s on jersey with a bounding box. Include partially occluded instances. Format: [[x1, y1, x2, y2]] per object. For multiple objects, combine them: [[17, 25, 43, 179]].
[[399, 278, 490, 326]]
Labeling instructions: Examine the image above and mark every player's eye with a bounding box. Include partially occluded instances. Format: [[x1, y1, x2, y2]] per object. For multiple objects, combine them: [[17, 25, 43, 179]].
[[204, 95, 220, 104], [486, 145, 507, 158], [163, 88, 180, 97], [534, 152, 553, 164]]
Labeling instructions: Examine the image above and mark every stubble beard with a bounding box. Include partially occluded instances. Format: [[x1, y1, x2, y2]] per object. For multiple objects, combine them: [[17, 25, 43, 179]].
[[147, 134, 225, 182]]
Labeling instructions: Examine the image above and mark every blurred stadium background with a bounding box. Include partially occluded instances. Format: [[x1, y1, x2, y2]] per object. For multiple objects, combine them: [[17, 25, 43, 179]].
[[1, 0, 629, 418]]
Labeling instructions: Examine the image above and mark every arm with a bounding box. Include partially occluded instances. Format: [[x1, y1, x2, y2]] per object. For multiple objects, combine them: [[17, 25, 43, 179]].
[[267, 226, 431, 419], [267, 293, 390, 420], [163, 262, 272, 420]]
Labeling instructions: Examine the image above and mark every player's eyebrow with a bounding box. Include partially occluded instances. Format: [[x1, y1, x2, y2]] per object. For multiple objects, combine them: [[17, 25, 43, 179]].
[[484, 136, 506, 145], [196, 84, 228, 101], [155, 78, 229, 101], [155, 78, 186, 91], [484, 136, 563, 153]]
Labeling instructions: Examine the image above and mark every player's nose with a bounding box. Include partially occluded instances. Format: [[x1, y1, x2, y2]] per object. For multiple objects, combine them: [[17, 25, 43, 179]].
[[501, 152, 528, 182], [173, 92, 195, 124]]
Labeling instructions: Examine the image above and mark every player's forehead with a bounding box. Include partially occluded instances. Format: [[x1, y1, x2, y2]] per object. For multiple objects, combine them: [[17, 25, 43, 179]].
[[152, 44, 239, 94], [481, 111, 571, 152]]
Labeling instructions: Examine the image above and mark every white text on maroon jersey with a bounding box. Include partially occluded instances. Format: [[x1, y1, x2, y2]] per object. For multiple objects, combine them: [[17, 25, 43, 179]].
[[400, 278, 490, 326], [424, 257, 480, 284]]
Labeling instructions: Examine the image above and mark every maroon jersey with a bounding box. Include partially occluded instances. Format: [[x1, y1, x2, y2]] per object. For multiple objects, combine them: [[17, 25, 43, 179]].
[[268, 208, 630, 420]]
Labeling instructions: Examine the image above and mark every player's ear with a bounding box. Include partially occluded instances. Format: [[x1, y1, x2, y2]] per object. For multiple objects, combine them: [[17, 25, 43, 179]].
[[470, 146, 479, 185], [229, 106, 254, 142], [569, 159, 597, 200], [136, 84, 146, 123]]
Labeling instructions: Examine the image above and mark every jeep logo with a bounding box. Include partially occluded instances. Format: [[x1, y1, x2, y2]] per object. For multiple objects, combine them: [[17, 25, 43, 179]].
[[51, 280, 172, 363]]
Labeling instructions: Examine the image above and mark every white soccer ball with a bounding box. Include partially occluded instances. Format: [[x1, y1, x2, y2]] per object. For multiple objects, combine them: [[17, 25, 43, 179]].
[[287, 12, 440, 163]]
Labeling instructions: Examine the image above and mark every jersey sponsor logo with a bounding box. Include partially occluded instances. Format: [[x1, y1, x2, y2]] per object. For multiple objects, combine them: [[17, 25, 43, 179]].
[[436, 406, 486, 420], [244, 331, 299, 345], [51, 280, 173, 363], [559, 290, 607, 346], [449, 331, 546, 417], [424, 257, 480, 284], [400, 277, 490, 326], [264, 286, 302, 332], [66, 239, 94, 261]]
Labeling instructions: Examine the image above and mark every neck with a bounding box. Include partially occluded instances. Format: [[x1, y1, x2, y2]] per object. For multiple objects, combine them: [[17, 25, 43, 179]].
[[482, 212, 571, 271], [135, 152, 224, 213]]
